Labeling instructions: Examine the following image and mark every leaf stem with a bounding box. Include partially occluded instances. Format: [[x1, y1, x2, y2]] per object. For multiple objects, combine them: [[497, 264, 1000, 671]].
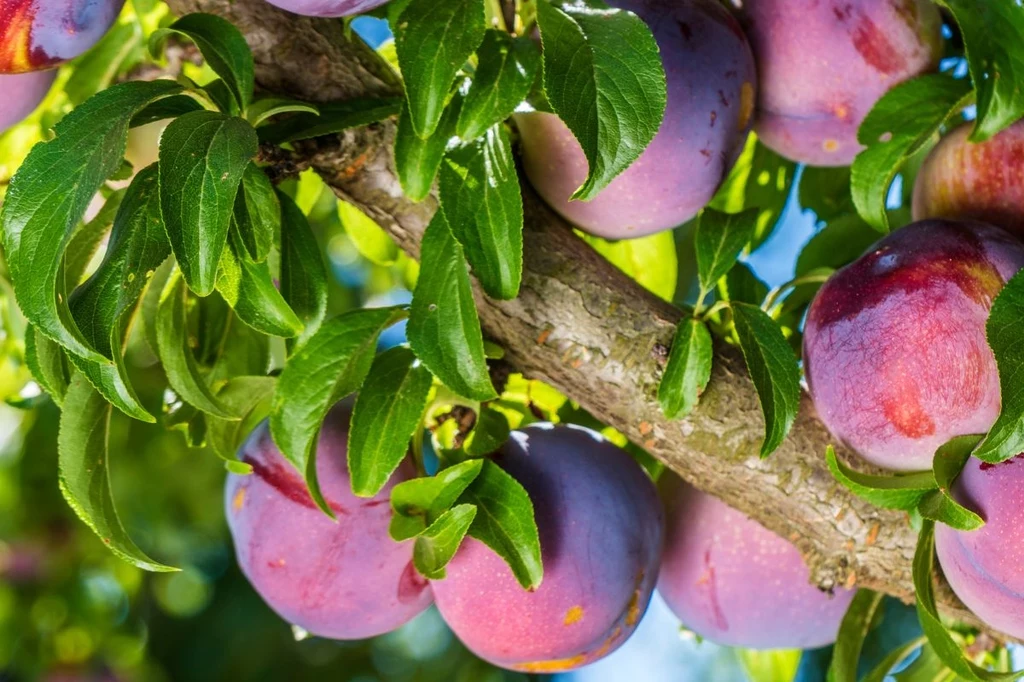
[[761, 271, 832, 314]]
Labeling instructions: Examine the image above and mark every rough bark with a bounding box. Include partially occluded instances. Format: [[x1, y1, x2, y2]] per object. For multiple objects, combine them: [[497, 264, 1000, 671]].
[[167, 0, 1002, 637]]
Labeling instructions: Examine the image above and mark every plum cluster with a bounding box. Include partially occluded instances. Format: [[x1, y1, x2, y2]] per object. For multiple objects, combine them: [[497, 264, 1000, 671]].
[[226, 407, 855, 670], [1, 0, 126, 133]]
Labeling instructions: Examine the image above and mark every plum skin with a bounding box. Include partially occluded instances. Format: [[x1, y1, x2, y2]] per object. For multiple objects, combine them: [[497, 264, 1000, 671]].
[[0, 70, 55, 133], [0, 0, 126, 73], [737, 0, 942, 166], [516, 0, 756, 239], [430, 424, 664, 673], [224, 402, 433, 639], [913, 122, 1024, 236], [935, 456, 1024, 640], [262, 0, 388, 17], [803, 220, 1024, 472], [658, 477, 855, 649]]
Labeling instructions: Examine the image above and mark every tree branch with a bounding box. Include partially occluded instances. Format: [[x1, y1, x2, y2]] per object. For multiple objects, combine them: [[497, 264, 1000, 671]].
[[167, 0, 1003, 639]]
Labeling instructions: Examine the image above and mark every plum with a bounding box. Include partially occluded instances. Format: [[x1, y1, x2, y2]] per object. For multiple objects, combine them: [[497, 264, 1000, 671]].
[[803, 220, 1024, 472], [0, 69, 54, 134], [913, 121, 1024, 236], [658, 476, 855, 649], [935, 456, 1024, 640], [262, 0, 388, 17], [224, 402, 433, 639], [0, 0, 126, 73], [737, 0, 942, 166], [431, 424, 664, 672], [516, 0, 756, 239]]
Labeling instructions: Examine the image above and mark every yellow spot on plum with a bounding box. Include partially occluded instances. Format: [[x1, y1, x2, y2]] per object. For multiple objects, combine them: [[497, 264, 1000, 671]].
[[823, 139, 840, 152], [516, 654, 588, 673], [232, 487, 246, 511], [738, 82, 755, 131], [564, 605, 584, 625]]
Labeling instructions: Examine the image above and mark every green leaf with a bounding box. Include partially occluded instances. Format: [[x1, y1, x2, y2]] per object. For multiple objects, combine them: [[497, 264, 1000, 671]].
[[730, 302, 800, 458], [338, 200, 399, 266], [158, 110, 258, 296], [936, 0, 1024, 141], [64, 189, 125, 289], [150, 13, 255, 110], [413, 503, 477, 579], [58, 373, 177, 572], [246, 98, 319, 128], [711, 136, 797, 246], [257, 98, 403, 144], [407, 213, 496, 401], [977, 270, 1024, 462], [234, 163, 279, 263], [395, 96, 462, 203], [207, 310, 271, 385], [390, 458, 485, 541], [439, 124, 523, 300], [66, 20, 144, 106], [580, 230, 678, 303], [458, 459, 542, 590], [658, 318, 713, 420], [394, 0, 486, 138], [795, 214, 878, 277], [827, 590, 885, 682], [24, 326, 69, 406], [464, 407, 510, 457], [348, 347, 433, 497], [270, 306, 407, 517], [216, 229, 303, 338], [457, 30, 540, 140], [536, 0, 666, 200], [917, 435, 985, 531], [279, 191, 328, 347], [825, 446, 936, 511], [156, 272, 236, 419], [864, 637, 930, 682], [851, 75, 973, 232], [718, 262, 768, 307], [0, 79, 180, 362], [695, 208, 759, 296], [130, 96, 205, 128], [913, 521, 1024, 682], [206, 376, 277, 474], [798, 167, 853, 223]]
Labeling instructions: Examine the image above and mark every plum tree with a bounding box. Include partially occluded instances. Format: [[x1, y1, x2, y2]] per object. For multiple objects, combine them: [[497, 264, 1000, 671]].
[[737, 0, 942, 166], [224, 403, 433, 639], [0, 69, 55, 133], [804, 220, 1024, 472], [0, 0, 126, 73], [913, 121, 1024, 235], [261, 0, 388, 17], [430, 424, 664, 673], [658, 476, 855, 649], [934, 456, 1024, 640], [516, 0, 756, 239]]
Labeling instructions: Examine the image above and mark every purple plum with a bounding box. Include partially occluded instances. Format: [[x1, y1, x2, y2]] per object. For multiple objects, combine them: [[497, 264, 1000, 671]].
[[431, 424, 664, 673], [262, 0, 388, 18], [0, 0, 126, 73], [0, 69, 54, 133], [516, 0, 756, 239], [224, 402, 433, 639], [658, 476, 855, 648]]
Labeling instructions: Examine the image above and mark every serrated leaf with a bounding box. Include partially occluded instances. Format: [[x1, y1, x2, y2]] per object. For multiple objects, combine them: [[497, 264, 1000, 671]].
[[216, 228, 303, 338], [338, 199, 399, 266], [150, 13, 254, 110], [917, 435, 984, 531], [394, 0, 486, 138], [234, 163, 279, 263], [130, 96, 205, 128], [257, 97, 403, 144], [156, 272, 236, 418], [58, 373, 177, 572], [795, 213, 878, 277], [658, 318, 712, 421], [851, 75, 973, 233], [413, 503, 477, 579], [977, 270, 1024, 463], [439, 124, 523, 300], [580, 230, 678, 302], [457, 30, 540, 140], [349, 347, 433, 497], [279, 191, 328, 348], [799, 166, 853, 223], [0, 79, 180, 363], [207, 376, 277, 473], [718, 262, 768, 307], [458, 458, 542, 590], [464, 407, 510, 457], [64, 189, 125, 290], [390, 458, 485, 541], [536, 0, 666, 200], [827, 590, 885, 682], [936, 0, 1024, 142], [207, 310, 271, 385], [246, 98, 319, 128], [158, 110, 258, 296], [408, 212, 496, 401], [395, 96, 462, 203], [24, 326, 69, 406], [270, 306, 407, 517], [730, 302, 800, 458], [695, 208, 759, 296], [825, 446, 935, 511]]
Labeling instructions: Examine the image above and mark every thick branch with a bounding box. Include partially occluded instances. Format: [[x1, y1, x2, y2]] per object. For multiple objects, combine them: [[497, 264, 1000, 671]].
[[169, 0, 1000, 638]]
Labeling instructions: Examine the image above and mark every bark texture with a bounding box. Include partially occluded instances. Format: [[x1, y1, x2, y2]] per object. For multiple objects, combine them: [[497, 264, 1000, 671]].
[[167, 0, 1002, 637]]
